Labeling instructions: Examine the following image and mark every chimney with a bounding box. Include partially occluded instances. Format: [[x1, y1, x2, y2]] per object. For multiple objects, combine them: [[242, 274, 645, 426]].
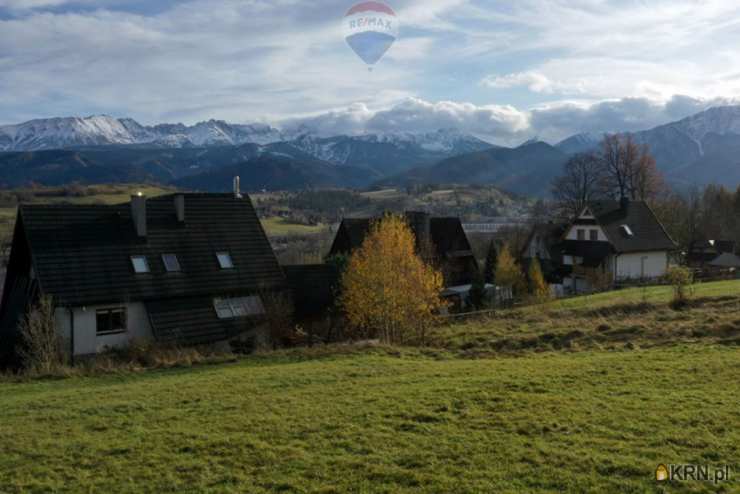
[[620, 196, 630, 211], [174, 194, 185, 223], [131, 194, 147, 237], [233, 176, 243, 199]]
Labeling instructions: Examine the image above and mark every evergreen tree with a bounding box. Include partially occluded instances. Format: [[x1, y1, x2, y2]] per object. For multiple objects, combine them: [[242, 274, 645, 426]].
[[467, 269, 487, 310], [484, 241, 498, 284]]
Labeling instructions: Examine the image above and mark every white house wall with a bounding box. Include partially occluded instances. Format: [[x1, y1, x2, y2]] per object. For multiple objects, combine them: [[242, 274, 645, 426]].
[[54, 302, 153, 357], [614, 252, 668, 280]]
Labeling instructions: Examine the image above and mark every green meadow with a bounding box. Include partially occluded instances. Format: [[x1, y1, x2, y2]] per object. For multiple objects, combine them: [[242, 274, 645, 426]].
[[1, 281, 739, 493]]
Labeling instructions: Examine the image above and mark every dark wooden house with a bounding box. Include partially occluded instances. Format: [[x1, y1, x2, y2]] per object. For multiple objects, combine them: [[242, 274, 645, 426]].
[[0, 192, 286, 363], [327, 212, 479, 287]]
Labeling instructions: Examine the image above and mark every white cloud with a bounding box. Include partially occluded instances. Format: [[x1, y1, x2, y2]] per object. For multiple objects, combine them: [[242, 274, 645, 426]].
[[2, 0, 740, 143], [481, 71, 585, 95], [282, 94, 738, 145]]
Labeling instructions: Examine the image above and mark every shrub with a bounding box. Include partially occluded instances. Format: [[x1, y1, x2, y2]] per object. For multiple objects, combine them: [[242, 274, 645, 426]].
[[18, 295, 64, 374], [666, 266, 694, 308], [261, 290, 295, 349]]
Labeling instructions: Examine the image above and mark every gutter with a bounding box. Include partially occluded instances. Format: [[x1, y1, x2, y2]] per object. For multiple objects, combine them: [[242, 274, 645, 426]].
[[68, 307, 75, 366]]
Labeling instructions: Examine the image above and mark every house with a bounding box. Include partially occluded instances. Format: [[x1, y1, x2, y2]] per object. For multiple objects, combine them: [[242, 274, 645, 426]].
[[328, 211, 479, 288], [0, 190, 286, 364], [283, 264, 340, 321], [520, 222, 570, 284], [688, 239, 736, 267], [560, 199, 677, 292]]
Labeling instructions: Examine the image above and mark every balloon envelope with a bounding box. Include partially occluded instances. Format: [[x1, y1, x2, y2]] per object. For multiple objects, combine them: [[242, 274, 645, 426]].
[[343, 1, 398, 66]]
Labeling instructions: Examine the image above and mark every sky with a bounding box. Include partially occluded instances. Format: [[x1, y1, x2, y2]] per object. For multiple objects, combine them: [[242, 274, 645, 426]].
[[1, 0, 740, 144]]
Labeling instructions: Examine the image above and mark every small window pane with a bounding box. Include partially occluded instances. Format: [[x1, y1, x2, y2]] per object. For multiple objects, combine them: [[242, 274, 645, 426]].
[[590, 230, 598, 241], [214, 296, 265, 319], [577, 229, 585, 241], [231, 299, 248, 317], [110, 309, 126, 331], [214, 298, 234, 319], [96, 308, 127, 335], [162, 254, 181, 272], [217, 252, 234, 269], [96, 311, 111, 334], [131, 256, 150, 273]]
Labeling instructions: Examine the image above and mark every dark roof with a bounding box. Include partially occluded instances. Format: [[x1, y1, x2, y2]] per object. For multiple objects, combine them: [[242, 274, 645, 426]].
[[17, 193, 285, 307], [329, 214, 476, 262], [327, 213, 479, 286], [690, 240, 736, 255], [521, 222, 568, 259], [586, 201, 676, 253], [283, 264, 340, 319], [146, 296, 260, 345], [708, 252, 740, 268]]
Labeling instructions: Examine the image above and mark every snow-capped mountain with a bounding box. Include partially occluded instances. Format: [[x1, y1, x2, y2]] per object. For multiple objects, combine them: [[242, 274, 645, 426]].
[[555, 106, 740, 187], [0, 116, 287, 151], [0, 116, 491, 174], [274, 129, 492, 175]]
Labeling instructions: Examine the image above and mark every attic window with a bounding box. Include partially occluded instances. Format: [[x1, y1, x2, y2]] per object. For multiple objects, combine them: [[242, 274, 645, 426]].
[[620, 225, 634, 237], [131, 256, 150, 274], [214, 296, 265, 319], [162, 254, 181, 272], [216, 252, 234, 269]]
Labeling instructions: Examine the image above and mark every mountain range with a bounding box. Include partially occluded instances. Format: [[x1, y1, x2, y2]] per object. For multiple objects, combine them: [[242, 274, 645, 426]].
[[1, 106, 740, 195]]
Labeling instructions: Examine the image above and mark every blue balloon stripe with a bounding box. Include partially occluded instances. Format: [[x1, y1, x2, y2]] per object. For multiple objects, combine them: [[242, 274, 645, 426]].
[[345, 31, 396, 65]]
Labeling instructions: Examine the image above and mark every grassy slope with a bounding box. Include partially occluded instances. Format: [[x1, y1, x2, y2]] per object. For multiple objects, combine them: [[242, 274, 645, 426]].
[[434, 281, 740, 355], [1, 281, 739, 493], [1, 347, 738, 493], [259, 217, 329, 237]]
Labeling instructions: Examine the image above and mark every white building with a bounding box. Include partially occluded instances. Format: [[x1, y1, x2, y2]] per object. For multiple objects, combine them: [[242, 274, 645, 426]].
[[560, 199, 677, 293]]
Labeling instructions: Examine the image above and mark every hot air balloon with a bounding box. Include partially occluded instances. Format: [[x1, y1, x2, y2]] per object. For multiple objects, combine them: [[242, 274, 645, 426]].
[[343, 1, 399, 68]]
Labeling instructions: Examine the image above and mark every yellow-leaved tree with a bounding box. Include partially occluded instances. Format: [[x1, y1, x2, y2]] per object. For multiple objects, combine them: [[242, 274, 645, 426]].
[[527, 257, 551, 303], [495, 244, 527, 297], [340, 214, 445, 344]]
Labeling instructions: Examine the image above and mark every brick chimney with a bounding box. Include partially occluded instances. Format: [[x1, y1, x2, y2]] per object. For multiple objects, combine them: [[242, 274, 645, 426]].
[[131, 194, 147, 237]]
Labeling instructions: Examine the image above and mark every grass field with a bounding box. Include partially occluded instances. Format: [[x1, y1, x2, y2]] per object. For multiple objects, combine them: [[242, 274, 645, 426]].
[[260, 217, 329, 237], [433, 280, 740, 356], [1, 281, 739, 493], [1, 346, 737, 493]]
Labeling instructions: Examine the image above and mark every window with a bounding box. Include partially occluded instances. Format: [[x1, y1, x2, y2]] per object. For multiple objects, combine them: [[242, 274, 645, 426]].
[[577, 229, 586, 241], [216, 252, 234, 269], [131, 256, 150, 273], [590, 229, 599, 241], [214, 296, 265, 319], [162, 254, 181, 272], [620, 224, 634, 237], [96, 308, 127, 335]]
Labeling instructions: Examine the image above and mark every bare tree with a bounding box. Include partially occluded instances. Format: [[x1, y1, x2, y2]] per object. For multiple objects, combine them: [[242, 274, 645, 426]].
[[632, 148, 665, 202], [601, 134, 663, 201], [551, 152, 607, 219]]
